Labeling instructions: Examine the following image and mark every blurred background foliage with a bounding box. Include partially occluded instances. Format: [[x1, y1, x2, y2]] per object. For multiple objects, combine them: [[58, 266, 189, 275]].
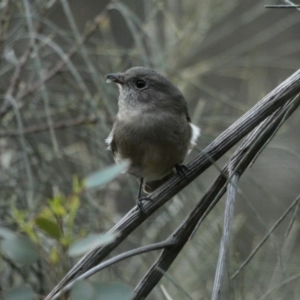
[[0, 0, 300, 299]]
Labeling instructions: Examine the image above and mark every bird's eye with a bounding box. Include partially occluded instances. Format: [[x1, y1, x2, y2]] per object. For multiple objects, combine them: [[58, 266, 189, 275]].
[[135, 80, 146, 89]]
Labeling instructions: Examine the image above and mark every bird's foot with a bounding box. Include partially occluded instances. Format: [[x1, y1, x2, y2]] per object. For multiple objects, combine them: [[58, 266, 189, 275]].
[[136, 196, 152, 214], [175, 164, 190, 179]]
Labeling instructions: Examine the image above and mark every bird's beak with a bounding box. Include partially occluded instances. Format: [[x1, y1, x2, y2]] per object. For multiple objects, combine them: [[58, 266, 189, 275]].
[[105, 73, 124, 84]]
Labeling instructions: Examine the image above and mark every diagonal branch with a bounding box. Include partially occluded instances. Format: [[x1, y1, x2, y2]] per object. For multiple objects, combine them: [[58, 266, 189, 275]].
[[132, 93, 300, 299]]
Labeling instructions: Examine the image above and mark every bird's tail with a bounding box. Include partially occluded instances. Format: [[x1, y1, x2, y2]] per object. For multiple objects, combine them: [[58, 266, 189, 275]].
[[144, 170, 176, 193]]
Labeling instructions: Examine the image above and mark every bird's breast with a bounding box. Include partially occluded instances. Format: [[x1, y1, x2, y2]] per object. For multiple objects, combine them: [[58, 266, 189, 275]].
[[112, 110, 191, 180]]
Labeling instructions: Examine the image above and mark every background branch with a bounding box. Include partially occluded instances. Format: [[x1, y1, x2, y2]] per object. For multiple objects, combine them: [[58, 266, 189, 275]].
[[0, 116, 97, 137]]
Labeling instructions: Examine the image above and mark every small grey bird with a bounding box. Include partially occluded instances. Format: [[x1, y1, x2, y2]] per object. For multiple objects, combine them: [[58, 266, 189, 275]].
[[105, 67, 200, 211]]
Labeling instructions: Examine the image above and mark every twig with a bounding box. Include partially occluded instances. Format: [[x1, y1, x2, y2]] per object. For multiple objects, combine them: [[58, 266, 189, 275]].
[[210, 94, 300, 298], [229, 95, 300, 280], [265, 5, 300, 8], [285, 196, 300, 237], [0, 0, 11, 63], [231, 193, 300, 280], [6, 95, 34, 207], [49, 240, 173, 300], [266, 0, 300, 11], [0, 43, 33, 117], [211, 174, 239, 300], [0, 8, 109, 119], [23, 0, 59, 153], [156, 267, 194, 300], [0, 116, 97, 137], [259, 272, 300, 300]]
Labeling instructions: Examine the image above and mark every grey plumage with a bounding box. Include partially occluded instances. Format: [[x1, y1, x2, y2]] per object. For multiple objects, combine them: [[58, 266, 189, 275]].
[[105, 67, 200, 194]]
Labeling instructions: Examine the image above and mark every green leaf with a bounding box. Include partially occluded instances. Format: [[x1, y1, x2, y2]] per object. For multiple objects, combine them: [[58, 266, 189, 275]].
[[1, 235, 38, 265], [93, 282, 133, 300], [85, 161, 129, 189], [2, 286, 37, 300], [70, 280, 95, 300], [35, 217, 61, 239], [48, 195, 66, 216], [68, 232, 118, 257], [72, 176, 85, 194]]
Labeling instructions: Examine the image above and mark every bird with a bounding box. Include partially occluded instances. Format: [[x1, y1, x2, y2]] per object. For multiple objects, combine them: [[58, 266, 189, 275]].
[[105, 67, 200, 212]]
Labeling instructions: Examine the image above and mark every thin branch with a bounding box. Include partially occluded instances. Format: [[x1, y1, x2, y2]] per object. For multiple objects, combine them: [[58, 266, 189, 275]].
[[284, 196, 300, 237], [211, 174, 239, 300], [265, 5, 300, 8], [259, 272, 300, 300], [0, 0, 49, 118], [284, 0, 300, 12], [22, 0, 59, 153], [49, 240, 173, 300], [6, 95, 34, 207], [0, 116, 97, 137], [0, 0, 11, 63], [156, 267, 193, 300], [266, 0, 300, 11], [231, 193, 300, 280], [0, 8, 109, 119], [212, 95, 300, 296], [0, 43, 33, 117]]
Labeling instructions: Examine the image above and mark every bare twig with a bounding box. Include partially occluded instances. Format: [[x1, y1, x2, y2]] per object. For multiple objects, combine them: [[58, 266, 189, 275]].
[[259, 271, 300, 300], [0, 116, 97, 137], [285, 196, 300, 237], [50, 240, 173, 300], [0, 8, 109, 119], [266, 0, 300, 11], [231, 193, 300, 280], [0, 0, 11, 62], [211, 174, 239, 300], [265, 5, 300, 8], [0, 43, 33, 117]]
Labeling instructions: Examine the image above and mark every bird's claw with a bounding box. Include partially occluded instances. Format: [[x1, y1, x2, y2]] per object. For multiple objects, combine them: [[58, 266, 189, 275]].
[[175, 164, 190, 179], [136, 196, 151, 214]]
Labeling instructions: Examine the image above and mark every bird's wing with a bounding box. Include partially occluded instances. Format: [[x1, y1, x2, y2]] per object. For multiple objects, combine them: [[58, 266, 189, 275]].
[[186, 108, 200, 148], [105, 130, 117, 156], [187, 122, 200, 155], [190, 123, 200, 147]]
